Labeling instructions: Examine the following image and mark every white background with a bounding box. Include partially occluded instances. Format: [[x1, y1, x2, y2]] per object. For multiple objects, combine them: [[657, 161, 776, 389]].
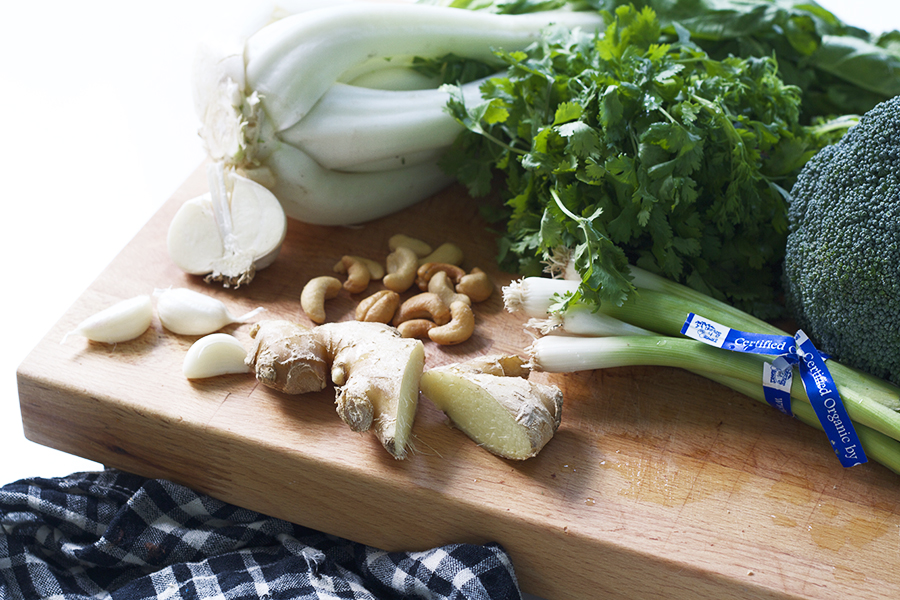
[[0, 0, 895, 555]]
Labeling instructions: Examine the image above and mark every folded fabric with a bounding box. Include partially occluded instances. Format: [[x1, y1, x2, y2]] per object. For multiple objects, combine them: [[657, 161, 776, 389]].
[[0, 469, 522, 600]]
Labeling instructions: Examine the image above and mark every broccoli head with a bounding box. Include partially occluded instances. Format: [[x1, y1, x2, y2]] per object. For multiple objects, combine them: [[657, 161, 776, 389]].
[[783, 95, 900, 385]]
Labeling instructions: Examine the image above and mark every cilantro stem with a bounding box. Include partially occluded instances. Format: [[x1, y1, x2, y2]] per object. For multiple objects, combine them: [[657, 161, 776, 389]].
[[482, 131, 527, 155], [691, 92, 750, 163], [657, 106, 678, 125], [549, 187, 580, 222]]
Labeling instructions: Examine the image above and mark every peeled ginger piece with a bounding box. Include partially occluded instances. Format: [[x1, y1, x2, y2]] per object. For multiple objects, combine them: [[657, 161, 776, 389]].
[[420, 354, 563, 460]]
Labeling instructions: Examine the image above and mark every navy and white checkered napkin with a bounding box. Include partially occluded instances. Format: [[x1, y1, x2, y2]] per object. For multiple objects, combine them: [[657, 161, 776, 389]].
[[0, 469, 521, 600]]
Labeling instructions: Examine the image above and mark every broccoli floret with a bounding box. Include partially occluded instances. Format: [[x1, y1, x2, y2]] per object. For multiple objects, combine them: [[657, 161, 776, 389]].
[[783, 95, 900, 385]]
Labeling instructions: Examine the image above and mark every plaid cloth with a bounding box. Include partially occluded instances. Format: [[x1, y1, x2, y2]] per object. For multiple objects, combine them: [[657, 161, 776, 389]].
[[0, 469, 522, 600]]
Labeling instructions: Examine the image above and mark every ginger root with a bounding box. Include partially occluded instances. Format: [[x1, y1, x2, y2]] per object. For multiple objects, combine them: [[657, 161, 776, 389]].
[[246, 319, 425, 459], [245, 320, 328, 394], [317, 321, 425, 458], [420, 354, 563, 460]]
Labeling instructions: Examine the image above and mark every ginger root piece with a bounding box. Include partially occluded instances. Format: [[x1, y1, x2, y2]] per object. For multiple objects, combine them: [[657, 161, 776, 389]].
[[448, 354, 531, 378], [245, 320, 328, 395], [317, 321, 425, 459], [420, 354, 563, 460], [245, 319, 425, 460]]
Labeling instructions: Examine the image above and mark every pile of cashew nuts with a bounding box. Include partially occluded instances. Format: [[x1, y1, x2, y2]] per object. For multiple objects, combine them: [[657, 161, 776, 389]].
[[299, 234, 494, 345]]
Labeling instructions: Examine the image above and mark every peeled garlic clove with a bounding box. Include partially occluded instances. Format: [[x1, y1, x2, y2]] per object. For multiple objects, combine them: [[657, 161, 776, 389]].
[[156, 287, 264, 335], [183, 333, 251, 379], [167, 163, 287, 287], [63, 295, 153, 344]]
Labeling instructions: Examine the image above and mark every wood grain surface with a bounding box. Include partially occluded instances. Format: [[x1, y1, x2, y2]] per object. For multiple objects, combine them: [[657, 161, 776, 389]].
[[17, 166, 900, 600]]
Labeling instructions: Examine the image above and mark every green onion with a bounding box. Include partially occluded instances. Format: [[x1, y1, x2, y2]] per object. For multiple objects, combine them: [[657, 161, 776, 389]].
[[504, 273, 900, 474]]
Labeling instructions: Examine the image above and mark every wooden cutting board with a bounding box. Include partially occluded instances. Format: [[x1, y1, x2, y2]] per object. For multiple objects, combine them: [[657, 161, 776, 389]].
[[17, 165, 900, 600]]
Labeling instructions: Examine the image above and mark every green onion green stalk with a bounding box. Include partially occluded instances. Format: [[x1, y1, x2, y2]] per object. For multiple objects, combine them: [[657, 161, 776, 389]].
[[505, 267, 900, 475]]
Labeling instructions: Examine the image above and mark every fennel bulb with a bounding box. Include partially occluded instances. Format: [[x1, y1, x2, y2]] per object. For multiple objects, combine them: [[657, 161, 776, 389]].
[[191, 1, 604, 225]]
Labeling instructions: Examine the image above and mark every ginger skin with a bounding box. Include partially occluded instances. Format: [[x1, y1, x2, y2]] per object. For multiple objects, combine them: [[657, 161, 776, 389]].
[[246, 319, 425, 459], [246, 320, 328, 394]]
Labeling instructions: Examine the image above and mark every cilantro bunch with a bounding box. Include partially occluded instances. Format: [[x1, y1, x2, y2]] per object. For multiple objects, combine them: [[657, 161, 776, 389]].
[[441, 5, 828, 316]]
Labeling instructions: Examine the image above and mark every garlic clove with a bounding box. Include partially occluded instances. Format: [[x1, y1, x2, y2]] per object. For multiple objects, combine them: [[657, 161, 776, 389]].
[[167, 163, 287, 287], [155, 287, 264, 336], [63, 295, 153, 344], [182, 333, 251, 379]]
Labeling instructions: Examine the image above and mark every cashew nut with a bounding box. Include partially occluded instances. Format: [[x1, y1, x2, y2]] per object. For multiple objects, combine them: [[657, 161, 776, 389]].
[[300, 276, 342, 324], [428, 301, 476, 345], [356, 290, 400, 323], [416, 262, 466, 290], [397, 318, 436, 339], [393, 292, 451, 326], [418, 242, 463, 266], [383, 246, 419, 293], [427, 270, 471, 307], [456, 267, 494, 303], [388, 233, 433, 258], [334, 255, 372, 294], [334, 255, 385, 280]]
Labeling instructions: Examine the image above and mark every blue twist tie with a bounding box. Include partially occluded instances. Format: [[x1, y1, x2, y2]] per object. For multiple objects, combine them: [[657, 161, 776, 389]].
[[681, 313, 867, 468]]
